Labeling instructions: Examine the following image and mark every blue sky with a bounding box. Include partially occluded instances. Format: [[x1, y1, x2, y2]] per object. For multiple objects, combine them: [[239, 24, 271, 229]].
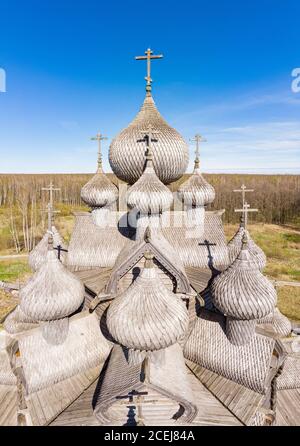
[[0, 0, 299, 174]]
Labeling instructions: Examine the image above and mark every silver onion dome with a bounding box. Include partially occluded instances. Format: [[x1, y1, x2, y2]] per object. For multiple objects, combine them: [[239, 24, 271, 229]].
[[109, 93, 189, 185]]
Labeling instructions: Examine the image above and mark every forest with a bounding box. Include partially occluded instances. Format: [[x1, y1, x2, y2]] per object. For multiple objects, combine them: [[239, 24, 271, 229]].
[[0, 173, 299, 252]]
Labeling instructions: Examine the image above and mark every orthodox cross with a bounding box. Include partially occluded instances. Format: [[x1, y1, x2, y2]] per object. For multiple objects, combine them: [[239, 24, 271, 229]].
[[234, 201, 258, 229], [91, 132, 108, 170], [139, 125, 160, 158], [116, 389, 157, 426], [42, 203, 67, 260], [233, 184, 254, 210], [42, 182, 60, 210], [135, 48, 163, 91], [41, 182, 60, 227], [190, 134, 206, 167], [44, 202, 60, 232]]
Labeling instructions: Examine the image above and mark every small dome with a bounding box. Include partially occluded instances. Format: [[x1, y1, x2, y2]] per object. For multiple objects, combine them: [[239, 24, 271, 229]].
[[81, 170, 118, 208], [126, 153, 173, 213], [178, 162, 215, 206], [109, 93, 189, 184], [228, 224, 266, 270], [29, 226, 66, 271], [211, 233, 276, 321], [20, 237, 84, 321], [106, 253, 189, 351]]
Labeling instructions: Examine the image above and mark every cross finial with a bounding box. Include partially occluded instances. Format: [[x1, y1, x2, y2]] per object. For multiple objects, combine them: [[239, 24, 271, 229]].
[[42, 182, 60, 209], [233, 184, 256, 228], [139, 125, 160, 160], [234, 201, 258, 229], [233, 184, 254, 210], [190, 134, 206, 168], [44, 201, 60, 232], [91, 132, 108, 171], [135, 48, 163, 94], [42, 182, 60, 228]]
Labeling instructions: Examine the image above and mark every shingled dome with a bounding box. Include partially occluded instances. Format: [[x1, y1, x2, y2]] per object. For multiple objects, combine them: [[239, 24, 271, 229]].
[[109, 93, 189, 184], [211, 233, 276, 321], [126, 150, 173, 214], [29, 226, 65, 271], [81, 169, 118, 208], [178, 162, 215, 206], [106, 253, 189, 352], [20, 236, 85, 322], [227, 223, 266, 270]]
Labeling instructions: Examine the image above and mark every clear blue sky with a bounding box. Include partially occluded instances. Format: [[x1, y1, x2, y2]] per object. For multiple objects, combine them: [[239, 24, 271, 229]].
[[0, 0, 300, 174]]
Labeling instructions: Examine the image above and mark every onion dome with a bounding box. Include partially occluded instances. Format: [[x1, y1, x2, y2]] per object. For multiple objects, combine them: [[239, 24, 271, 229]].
[[227, 220, 266, 270], [106, 252, 189, 352], [178, 158, 215, 206], [109, 93, 189, 185], [20, 234, 84, 322], [126, 148, 173, 213], [29, 226, 65, 272], [211, 233, 276, 321], [81, 167, 118, 208]]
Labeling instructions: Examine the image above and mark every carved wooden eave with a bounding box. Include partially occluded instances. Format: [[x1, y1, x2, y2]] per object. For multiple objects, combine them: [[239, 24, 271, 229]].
[[105, 232, 191, 295]]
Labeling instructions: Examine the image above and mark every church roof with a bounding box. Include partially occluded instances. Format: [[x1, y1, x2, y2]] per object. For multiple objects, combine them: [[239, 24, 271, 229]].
[[163, 210, 230, 269], [106, 253, 189, 352], [109, 93, 189, 184], [211, 233, 276, 321], [93, 343, 197, 425], [66, 212, 131, 270], [106, 226, 191, 294], [18, 311, 111, 394], [184, 306, 276, 394], [20, 235, 85, 322]]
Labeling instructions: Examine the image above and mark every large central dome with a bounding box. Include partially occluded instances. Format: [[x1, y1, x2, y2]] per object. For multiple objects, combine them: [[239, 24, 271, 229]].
[[109, 92, 189, 184]]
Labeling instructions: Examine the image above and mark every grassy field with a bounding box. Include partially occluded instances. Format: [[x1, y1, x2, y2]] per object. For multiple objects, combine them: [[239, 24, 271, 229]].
[[0, 216, 299, 322]]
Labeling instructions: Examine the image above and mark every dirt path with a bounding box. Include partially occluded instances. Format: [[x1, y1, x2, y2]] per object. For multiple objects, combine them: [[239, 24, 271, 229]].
[[0, 254, 28, 260]]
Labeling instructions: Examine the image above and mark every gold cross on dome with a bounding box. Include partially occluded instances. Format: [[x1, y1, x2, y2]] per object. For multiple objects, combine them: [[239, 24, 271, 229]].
[[135, 48, 163, 91], [91, 132, 108, 170]]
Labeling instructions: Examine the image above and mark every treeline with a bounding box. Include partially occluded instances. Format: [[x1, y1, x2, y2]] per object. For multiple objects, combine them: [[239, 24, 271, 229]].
[[0, 173, 299, 252], [171, 173, 300, 225], [0, 173, 299, 224]]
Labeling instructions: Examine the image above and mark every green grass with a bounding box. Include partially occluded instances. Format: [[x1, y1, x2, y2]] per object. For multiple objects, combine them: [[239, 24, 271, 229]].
[[277, 287, 300, 322], [0, 259, 31, 282]]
